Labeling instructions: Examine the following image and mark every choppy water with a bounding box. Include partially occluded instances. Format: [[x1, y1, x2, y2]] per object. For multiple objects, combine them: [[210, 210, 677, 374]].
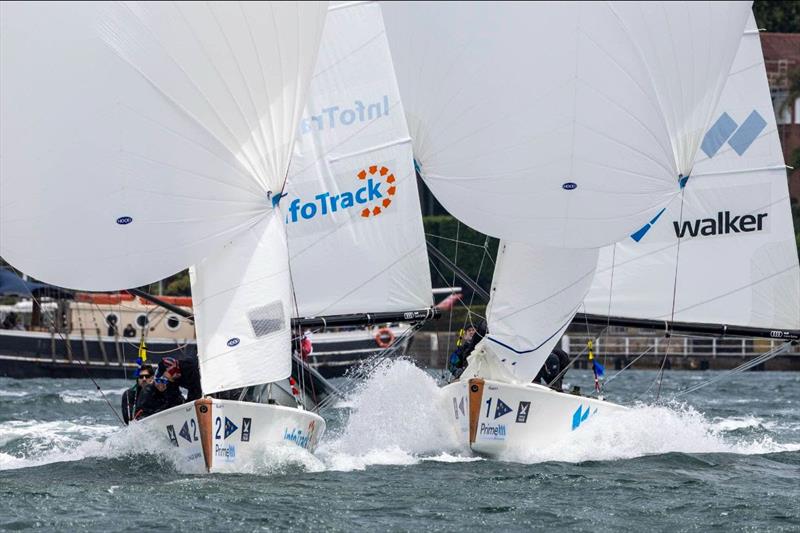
[[1, 361, 798, 531]]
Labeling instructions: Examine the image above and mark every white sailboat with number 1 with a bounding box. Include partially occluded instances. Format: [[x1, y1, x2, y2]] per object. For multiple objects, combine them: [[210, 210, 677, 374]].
[[379, 1, 797, 457]]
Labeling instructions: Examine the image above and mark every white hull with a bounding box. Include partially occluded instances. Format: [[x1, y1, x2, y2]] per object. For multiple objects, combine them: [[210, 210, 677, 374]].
[[442, 378, 626, 458], [135, 398, 325, 473]]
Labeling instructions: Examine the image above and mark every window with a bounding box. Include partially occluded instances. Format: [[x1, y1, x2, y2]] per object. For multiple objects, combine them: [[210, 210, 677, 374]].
[[135, 314, 149, 329], [166, 315, 181, 331]]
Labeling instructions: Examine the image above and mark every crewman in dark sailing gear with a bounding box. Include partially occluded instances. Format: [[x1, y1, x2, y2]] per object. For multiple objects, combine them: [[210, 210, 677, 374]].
[[133, 375, 185, 420], [534, 346, 570, 391], [121, 364, 154, 425], [155, 356, 203, 401], [448, 320, 487, 379]]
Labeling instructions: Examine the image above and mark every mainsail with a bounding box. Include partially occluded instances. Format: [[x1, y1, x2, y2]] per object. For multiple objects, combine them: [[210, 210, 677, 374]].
[[584, 14, 800, 333], [382, 1, 752, 248], [286, 1, 432, 318], [0, 2, 329, 394]]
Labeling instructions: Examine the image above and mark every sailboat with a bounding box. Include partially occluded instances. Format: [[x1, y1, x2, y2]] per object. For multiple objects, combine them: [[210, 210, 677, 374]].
[[1, 2, 332, 472], [378, 1, 782, 457]]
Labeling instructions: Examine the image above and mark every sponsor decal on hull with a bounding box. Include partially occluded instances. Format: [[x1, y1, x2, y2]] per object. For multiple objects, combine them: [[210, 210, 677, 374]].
[[215, 443, 236, 462], [516, 401, 531, 424], [479, 423, 507, 440]]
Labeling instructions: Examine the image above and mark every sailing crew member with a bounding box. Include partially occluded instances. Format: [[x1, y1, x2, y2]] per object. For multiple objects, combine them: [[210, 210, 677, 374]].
[[133, 374, 185, 420], [121, 364, 154, 425], [534, 346, 570, 391], [448, 320, 487, 379], [155, 356, 203, 401]]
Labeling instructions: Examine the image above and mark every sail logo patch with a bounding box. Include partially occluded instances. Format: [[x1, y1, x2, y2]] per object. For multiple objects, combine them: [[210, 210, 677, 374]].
[[226, 338, 240, 347], [701, 110, 767, 158], [516, 401, 531, 424], [241, 418, 252, 442], [494, 398, 512, 419], [673, 211, 768, 239], [116, 216, 133, 225], [286, 164, 398, 223], [298, 96, 390, 135], [562, 182, 577, 190]]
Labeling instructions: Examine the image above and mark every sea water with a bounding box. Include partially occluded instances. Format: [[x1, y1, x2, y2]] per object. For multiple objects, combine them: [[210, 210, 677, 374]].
[[0, 361, 798, 531]]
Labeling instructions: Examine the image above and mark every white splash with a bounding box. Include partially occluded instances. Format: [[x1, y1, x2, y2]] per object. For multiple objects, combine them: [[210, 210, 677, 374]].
[[317, 359, 468, 471], [503, 402, 800, 464]]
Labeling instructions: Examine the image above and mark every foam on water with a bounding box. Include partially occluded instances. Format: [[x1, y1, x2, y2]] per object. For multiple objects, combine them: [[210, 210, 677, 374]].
[[1, 362, 797, 476]]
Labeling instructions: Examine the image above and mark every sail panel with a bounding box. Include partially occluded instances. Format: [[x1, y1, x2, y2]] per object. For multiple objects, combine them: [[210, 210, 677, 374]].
[[466, 243, 599, 383], [0, 2, 326, 291], [584, 15, 800, 331], [287, 2, 432, 317], [381, 1, 751, 248], [191, 214, 293, 395]]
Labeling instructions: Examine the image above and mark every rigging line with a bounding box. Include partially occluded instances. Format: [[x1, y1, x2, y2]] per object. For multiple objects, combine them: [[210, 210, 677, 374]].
[[673, 342, 793, 398], [444, 221, 461, 365], [427, 256, 487, 320], [424, 233, 487, 249], [602, 344, 655, 387], [601, 243, 617, 376], [546, 327, 608, 389], [287, 254, 314, 409], [30, 291, 126, 426], [655, 187, 686, 402]]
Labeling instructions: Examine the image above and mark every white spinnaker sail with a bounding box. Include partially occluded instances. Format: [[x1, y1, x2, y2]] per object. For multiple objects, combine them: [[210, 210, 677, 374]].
[[190, 215, 293, 395], [584, 15, 800, 331], [286, 2, 432, 317], [465, 244, 599, 383], [0, 1, 327, 291], [381, 1, 752, 248]]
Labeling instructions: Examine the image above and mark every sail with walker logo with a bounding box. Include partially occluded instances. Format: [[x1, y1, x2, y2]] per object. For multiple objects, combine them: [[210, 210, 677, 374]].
[[381, 1, 753, 383], [1, 1, 331, 471], [382, 1, 752, 249], [584, 14, 800, 334], [285, 1, 433, 318]]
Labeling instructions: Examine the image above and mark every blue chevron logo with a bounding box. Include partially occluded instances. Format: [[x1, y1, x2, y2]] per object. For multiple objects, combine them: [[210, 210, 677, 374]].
[[571, 404, 597, 431], [701, 110, 767, 158]]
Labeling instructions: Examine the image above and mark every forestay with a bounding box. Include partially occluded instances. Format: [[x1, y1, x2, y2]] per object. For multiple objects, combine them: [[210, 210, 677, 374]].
[[0, 2, 327, 291], [286, 2, 432, 317], [191, 216, 294, 394], [464, 244, 599, 383], [584, 15, 800, 331], [381, 1, 752, 248]]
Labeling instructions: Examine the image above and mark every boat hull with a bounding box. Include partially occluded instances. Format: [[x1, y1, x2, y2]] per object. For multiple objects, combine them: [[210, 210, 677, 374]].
[[135, 398, 325, 473], [442, 378, 626, 458]]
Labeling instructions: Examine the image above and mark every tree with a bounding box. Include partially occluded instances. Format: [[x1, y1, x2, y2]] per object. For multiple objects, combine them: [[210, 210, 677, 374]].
[[754, 1, 800, 33]]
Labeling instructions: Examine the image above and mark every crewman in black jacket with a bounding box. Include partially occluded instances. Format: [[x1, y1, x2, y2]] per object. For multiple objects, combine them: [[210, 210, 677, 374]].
[[155, 356, 203, 401], [121, 364, 154, 424], [134, 376, 185, 420]]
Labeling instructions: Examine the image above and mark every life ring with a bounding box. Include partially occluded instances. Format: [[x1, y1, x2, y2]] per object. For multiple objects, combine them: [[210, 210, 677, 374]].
[[375, 327, 395, 348]]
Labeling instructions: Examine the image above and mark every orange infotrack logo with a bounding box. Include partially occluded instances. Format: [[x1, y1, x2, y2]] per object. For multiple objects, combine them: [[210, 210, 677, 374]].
[[286, 163, 397, 224], [357, 165, 397, 218]]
